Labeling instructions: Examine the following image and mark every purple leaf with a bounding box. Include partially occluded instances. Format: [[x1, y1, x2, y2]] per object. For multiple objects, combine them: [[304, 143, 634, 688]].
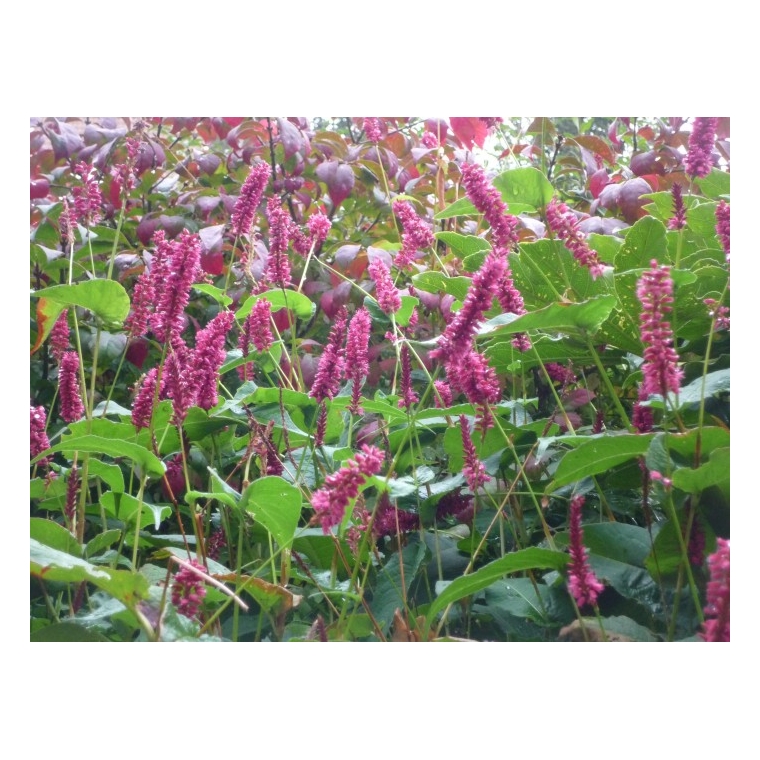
[[277, 118, 305, 160], [316, 161, 355, 207]]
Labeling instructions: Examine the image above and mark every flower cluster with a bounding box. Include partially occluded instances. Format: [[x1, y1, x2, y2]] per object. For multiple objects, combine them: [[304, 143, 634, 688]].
[[345, 307, 371, 414], [363, 118, 383, 142], [231, 162, 270, 238], [171, 559, 208, 619], [369, 258, 401, 314], [392, 200, 434, 269], [49, 310, 70, 362], [398, 343, 419, 410], [372, 492, 419, 539], [151, 230, 202, 346], [309, 307, 348, 403], [567, 495, 604, 608], [71, 162, 103, 225], [460, 162, 519, 249], [702, 538, 730, 642], [265, 198, 292, 287], [131, 367, 159, 430], [685, 117, 718, 179], [311, 445, 385, 533], [667, 182, 687, 230], [715, 200, 730, 262], [460, 415, 490, 492], [238, 299, 274, 381], [545, 199, 605, 279], [30, 405, 51, 465], [59, 350, 84, 423], [637, 260, 683, 399], [193, 311, 235, 410]]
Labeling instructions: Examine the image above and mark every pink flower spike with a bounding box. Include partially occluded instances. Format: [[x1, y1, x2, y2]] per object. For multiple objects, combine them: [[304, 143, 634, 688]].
[[49, 310, 70, 362], [59, 350, 84, 423], [637, 260, 683, 399], [192, 311, 235, 411], [667, 183, 687, 231], [345, 307, 371, 415], [702, 538, 729, 642], [715, 200, 730, 262], [132, 367, 159, 430], [171, 559, 208, 619], [369, 257, 401, 314], [398, 343, 419, 410], [461, 162, 519, 249], [363, 118, 383, 142], [30, 405, 51, 465], [567, 494, 604, 609], [460, 415, 490, 493], [392, 200, 434, 269], [685, 117, 718, 179], [231, 162, 270, 238], [310, 307, 348, 403], [545, 199, 605, 279], [311, 445, 385, 533]]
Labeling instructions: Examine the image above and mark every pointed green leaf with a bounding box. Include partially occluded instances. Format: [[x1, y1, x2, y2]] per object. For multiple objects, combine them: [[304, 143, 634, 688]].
[[493, 167, 554, 209], [546, 434, 654, 492], [30, 517, 81, 557], [31, 538, 149, 609], [236, 289, 315, 321], [427, 547, 569, 623], [672, 448, 730, 493], [434, 197, 477, 220], [38, 435, 165, 477], [435, 232, 492, 257], [240, 476, 302, 550]]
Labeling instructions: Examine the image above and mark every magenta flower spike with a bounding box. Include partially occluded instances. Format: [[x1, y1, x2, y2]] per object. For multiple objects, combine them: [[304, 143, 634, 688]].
[[151, 230, 202, 346], [460, 162, 519, 249], [398, 343, 419, 410], [192, 311, 234, 411], [264, 197, 293, 287], [363, 118, 383, 142], [715, 200, 730, 262], [545, 199, 605, 279], [30, 405, 51, 465], [460, 415, 490, 492], [667, 183, 687, 231], [685, 117, 718, 179], [311, 445, 384, 533], [231, 162, 270, 238], [369, 258, 401, 314], [637, 260, 683, 399], [49, 310, 70, 362], [392, 200, 434, 269], [171, 559, 208, 619], [72, 162, 104, 226], [131, 367, 159, 430], [310, 307, 348, 403], [567, 495, 604, 608], [59, 350, 84, 423], [345, 307, 371, 415], [702, 538, 730, 642]]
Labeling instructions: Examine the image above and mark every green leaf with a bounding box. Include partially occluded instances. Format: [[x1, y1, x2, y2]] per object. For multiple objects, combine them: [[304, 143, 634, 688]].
[[34, 279, 131, 323], [617, 217, 668, 269], [240, 476, 302, 550], [411, 272, 473, 301], [686, 202, 718, 238], [31, 538, 149, 609], [30, 623, 111, 642], [100, 492, 171, 530], [434, 197, 477, 220], [672, 448, 730, 493], [85, 529, 122, 559], [493, 167, 554, 209], [39, 435, 165, 477], [480, 578, 574, 628], [427, 548, 569, 624], [372, 539, 428, 635], [396, 295, 419, 327], [236, 289, 315, 321], [88, 460, 125, 493], [30, 517, 81, 557], [489, 295, 617, 337], [435, 232, 491, 257], [546, 434, 654, 492], [192, 283, 233, 307], [677, 368, 729, 408], [694, 169, 730, 200]]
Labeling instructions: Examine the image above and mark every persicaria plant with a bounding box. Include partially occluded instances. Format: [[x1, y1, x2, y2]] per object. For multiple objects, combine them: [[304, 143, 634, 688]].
[[30, 117, 729, 642]]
